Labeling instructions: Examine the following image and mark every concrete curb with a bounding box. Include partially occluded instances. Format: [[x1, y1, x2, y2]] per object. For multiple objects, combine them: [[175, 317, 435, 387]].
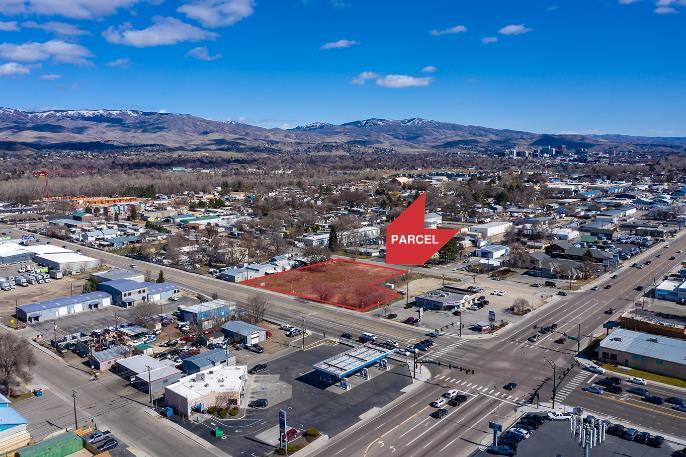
[[150, 409, 233, 457]]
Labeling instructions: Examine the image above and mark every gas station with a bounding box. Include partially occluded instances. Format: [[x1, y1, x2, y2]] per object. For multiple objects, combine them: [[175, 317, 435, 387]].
[[312, 344, 396, 391]]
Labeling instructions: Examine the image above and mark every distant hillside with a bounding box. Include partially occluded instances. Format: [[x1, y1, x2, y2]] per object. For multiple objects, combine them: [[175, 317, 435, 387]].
[[1, 107, 684, 153]]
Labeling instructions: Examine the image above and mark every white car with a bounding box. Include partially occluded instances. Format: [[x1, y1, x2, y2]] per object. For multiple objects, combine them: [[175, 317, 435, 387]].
[[627, 376, 647, 385], [430, 398, 447, 408], [547, 411, 572, 421], [443, 389, 458, 399], [509, 428, 531, 439], [583, 364, 605, 374], [395, 348, 410, 356]]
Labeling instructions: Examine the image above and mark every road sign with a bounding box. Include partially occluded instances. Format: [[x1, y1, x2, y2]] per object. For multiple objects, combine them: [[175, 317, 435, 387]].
[[567, 335, 579, 341], [488, 310, 496, 322], [488, 421, 502, 432], [279, 409, 287, 439]]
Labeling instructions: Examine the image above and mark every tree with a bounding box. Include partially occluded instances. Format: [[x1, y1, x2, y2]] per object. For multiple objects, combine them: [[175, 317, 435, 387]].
[[128, 302, 159, 328], [157, 270, 165, 283], [144, 269, 154, 282], [438, 238, 458, 262], [129, 205, 138, 221], [328, 226, 339, 252], [82, 278, 98, 293], [511, 297, 531, 315], [247, 293, 269, 324], [303, 245, 331, 264], [312, 283, 335, 302], [0, 332, 36, 396]]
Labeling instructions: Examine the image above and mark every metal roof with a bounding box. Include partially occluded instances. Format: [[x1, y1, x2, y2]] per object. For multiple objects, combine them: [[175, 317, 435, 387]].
[[600, 329, 686, 365], [92, 269, 144, 282], [221, 320, 265, 335], [313, 344, 395, 379], [179, 299, 234, 314], [183, 348, 233, 368], [18, 292, 110, 314], [116, 354, 166, 375], [100, 278, 148, 292], [146, 281, 178, 295], [0, 407, 28, 426], [91, 345, 130, 363]]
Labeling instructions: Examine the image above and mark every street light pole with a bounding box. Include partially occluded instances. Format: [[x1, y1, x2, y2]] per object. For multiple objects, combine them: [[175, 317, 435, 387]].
[[577, 323, 582, 353], [301, 316, 306, 351], [546, 359, 557, 409]]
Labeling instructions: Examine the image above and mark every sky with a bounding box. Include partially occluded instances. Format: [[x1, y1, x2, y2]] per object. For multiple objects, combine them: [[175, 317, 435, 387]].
[[0, 0, 685, 136]]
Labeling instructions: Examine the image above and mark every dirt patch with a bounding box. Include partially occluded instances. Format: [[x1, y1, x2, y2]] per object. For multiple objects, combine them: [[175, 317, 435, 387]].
[[242, 259, 406, 311]]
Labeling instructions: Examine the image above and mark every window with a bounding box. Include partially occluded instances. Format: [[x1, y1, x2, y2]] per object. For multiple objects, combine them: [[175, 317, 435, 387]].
[[655, 359, 664, 365]]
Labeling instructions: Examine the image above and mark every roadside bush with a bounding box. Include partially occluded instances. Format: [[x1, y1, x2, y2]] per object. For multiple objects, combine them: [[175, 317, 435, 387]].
[[207, 406, 217, 415], [229, 407, 239, 416], [219, 409, 228, 418], [275, 444, 302, 455], [303, 427, 320, 439]]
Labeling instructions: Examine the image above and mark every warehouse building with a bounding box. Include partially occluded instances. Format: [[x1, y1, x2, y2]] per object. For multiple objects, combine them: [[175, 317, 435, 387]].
[[147, 282, 180, 303], [470, 221, 512, 238], [17, 292, 112, 323], [115, 355, 182, 394], [99, 279, 149, 307], [0, 393, 31, 455], [90, 269, 145, 284], [165, 365, 247, 417], [221, 320, 267, 345], [33, 252, 101, 273], [178, 299, 236, 329], [599, 329, 686, 379], [0, 242, 33, 265], [181, 348, 235, 374]]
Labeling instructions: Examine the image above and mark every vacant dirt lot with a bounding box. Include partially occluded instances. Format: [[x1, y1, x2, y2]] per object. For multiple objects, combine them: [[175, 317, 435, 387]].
[[242, 259, 406, 311]]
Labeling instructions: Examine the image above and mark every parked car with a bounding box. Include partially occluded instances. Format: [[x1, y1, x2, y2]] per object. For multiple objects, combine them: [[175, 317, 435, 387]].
[[604, 308, 614, 314], [647, 435, 665, 448], [508, 428, 530, 439], [248, 399, 268, 408], [247, 345, 264, 354], [487, 445, 515, 456], [547, 411, 572, 420], [607, 424, 626, 436], [623, 428, 638, 441], [248, 363, 267, 375], [583, 364, 605, 374], [282, 428, 299, 441], [635, 431, 650, 444], [96, 439, 119, 452], [500, 432, 524, 443], [85, 431, 112, 444]]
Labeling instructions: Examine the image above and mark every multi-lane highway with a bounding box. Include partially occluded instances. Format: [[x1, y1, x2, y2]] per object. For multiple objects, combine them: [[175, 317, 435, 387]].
[[4, 225, 686, 456]]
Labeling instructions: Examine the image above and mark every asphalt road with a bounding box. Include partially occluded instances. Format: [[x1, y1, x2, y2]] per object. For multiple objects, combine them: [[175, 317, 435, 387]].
[[4, 225, 686, 456]]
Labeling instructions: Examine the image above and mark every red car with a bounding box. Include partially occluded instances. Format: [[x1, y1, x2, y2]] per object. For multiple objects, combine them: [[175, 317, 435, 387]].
[[179, 335, 196, 342], [266, 330, 273, 338], [282, 428, 299, 442], [403, 317, 418, 325], [555, 337, 566, 344], [604, 284, 612, 289]]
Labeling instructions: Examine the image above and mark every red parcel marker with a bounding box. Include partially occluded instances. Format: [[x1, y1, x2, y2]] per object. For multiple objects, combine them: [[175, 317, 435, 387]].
[[385, 193, 460, 265]]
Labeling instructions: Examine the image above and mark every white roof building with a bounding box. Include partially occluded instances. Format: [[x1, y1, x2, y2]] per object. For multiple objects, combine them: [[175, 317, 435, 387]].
[[165, 365, 247, 416]]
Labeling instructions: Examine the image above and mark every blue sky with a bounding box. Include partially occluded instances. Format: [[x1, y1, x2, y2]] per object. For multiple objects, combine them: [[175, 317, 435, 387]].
[[0, 0, 685, 135]]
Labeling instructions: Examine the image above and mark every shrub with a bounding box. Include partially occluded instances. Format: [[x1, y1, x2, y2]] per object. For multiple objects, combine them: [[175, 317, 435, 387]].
[[304, 427, 320, 438], [229, 407, 239, 416], [219, 409, 228, 418], [207, 406, 217, 415]]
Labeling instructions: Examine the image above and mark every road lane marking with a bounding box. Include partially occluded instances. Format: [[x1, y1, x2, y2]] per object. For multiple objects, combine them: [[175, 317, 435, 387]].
[[404, 396, 479, 447], [437, 402, 503, 452]]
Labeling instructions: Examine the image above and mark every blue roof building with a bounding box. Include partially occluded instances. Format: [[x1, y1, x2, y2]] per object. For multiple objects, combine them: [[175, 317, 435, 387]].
[[99, 279, 148, 307], [17, 292, 112, 323], [181, 348, 235, 374], [221, 320, 267, 345]]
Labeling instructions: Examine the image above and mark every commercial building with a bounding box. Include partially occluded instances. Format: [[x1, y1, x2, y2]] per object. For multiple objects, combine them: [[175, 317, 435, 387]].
[[178, 299, 236, 329], [89, 345, 131, 371], [471, 221, 512, 238], [598, 329, 686, 379], [165, 365, 247, 417], [475, 244, 509, 259], [147, 282, 180, 303], [181, 348, 236, 374], [115, 355, 182, 394], [654, 279, 686, 303], [0, 393, 31, 455], [90, 269, 145, 284], [221, 320, 267, 345], [415, 286, 478, 311], [0, 242, 33, 265], [99, 279, 148, 307], [17, 292, 112, 323], [15, 432, 84, 457], [33, 252, 101, 272]]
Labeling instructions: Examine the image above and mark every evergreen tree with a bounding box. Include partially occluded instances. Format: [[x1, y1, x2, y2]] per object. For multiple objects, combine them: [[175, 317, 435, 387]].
[[328, 226, 339, 252], [157, 270, 165, 283], [438, 238, 458, 262]]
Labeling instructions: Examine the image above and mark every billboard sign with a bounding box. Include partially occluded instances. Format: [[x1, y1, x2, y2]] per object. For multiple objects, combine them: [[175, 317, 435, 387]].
[[279, 409, 287, 438], [488, 310, 496, 322]]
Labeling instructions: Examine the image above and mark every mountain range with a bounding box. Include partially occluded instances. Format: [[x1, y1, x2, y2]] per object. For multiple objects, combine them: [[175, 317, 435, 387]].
[[1, 107, 685, 153]]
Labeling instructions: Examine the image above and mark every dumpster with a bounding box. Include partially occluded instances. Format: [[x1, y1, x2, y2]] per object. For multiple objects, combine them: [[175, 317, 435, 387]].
[[34, 388, 43, 397]]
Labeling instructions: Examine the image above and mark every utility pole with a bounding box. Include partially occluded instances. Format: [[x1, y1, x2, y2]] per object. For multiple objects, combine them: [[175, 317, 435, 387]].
[[546, 359, 557, 409], [301, 316, 306, 351], [146, 365, 153, 406], [458, 310, 463, 337], [413, 350, 417, 379], [405, 272, 409, 306], [71, 390, 78, 429], [577, 323, 582, 353], [53, 321, 57, 350]]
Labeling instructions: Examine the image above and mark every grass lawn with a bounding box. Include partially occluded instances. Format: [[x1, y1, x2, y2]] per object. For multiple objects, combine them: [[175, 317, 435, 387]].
[[598, 363, 686, 388]]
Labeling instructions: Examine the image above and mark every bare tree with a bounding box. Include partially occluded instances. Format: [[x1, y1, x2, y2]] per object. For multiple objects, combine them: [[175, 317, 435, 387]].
[[510, 297, 531, 315], [127, 302, 159, 328], [247, 293, 269, 324], [302, 245, 330, 264], [312, 283, 335, 302], [0, 332, 36, 396]]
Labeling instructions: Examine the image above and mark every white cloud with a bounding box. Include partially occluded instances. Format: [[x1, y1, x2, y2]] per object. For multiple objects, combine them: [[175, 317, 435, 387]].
[[618, 0, 639, 4], [481, 36, 498, 44], [0, 39, 92, 65], [421, 65, 436, 73], [106, 57, 130, 67], [186, 46, 222, 60], [655, 5, 677, 12], [40, 73, 61, 80], [351, 71, 378, 85], [320, 39, 359, 50], [22, 21, 89, 36], [498, 24, 532, 35], [0, 62, 30, 76], [103, 17, 217, 47], [376, 74, 433, 88], [430, 25, 467, 36], [0, 21, 20, 31], [1, 0, 144, 19], [653, 0, 686, 13], [178, 0, 254, 28]]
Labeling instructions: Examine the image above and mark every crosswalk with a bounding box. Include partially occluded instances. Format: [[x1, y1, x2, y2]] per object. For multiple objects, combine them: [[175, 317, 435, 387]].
[[433, 374, 522, 404], [419, 338, 469, 361], [555, 370, 591, 401]]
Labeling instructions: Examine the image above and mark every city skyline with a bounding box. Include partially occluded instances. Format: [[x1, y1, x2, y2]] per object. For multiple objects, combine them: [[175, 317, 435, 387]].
[[0, 0, 685, 135]]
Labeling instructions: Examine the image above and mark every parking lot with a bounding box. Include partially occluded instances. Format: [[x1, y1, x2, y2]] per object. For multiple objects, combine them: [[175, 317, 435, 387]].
[[383, 273, 561, 335], [172, 344, 413, 456], [470, 416, 680, 457]]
